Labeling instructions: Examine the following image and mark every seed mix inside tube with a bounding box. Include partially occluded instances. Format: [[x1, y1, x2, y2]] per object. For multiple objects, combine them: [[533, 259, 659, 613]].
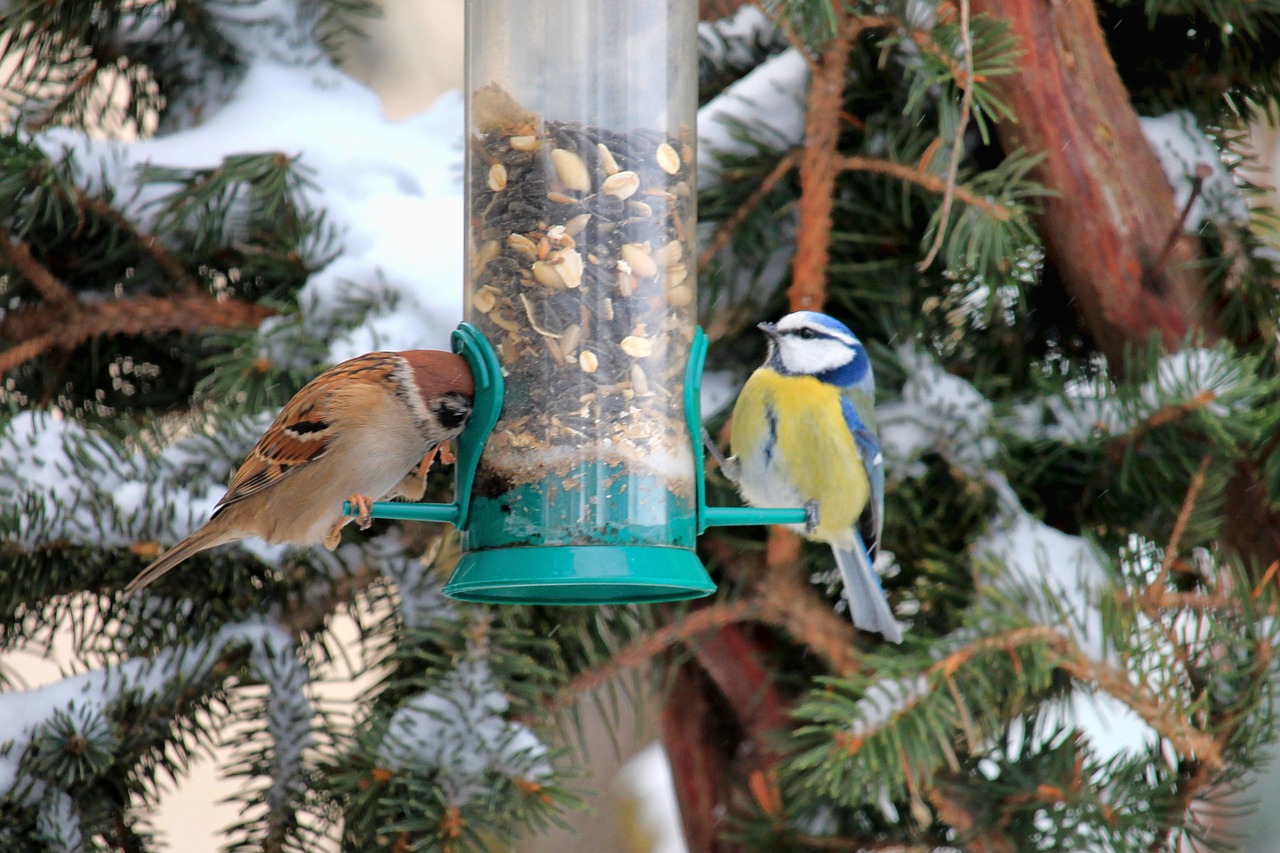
[[468, 85, 696, 494]]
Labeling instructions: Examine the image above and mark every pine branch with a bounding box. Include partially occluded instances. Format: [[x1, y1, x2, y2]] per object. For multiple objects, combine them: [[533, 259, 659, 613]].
[[928, 784, 1018, 853], [1150, 454, 1212, 593], [1057, 650, 1222, 770], [0, 225, 77, 312], [918, 0, 975, 272], [1103, 390, 1218, 462], [697, 149, 800, 274], [75, 194, 201, 292], [534, 599, 756, 718], [702, 533, 863, 676], [788, 13, 891, 312], [839, 155, 1011, 222], [0, 293, 277, 375]]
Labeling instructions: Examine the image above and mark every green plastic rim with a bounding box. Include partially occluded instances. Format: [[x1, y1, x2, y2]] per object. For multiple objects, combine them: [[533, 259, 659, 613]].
[[443, 545, 716, 605]]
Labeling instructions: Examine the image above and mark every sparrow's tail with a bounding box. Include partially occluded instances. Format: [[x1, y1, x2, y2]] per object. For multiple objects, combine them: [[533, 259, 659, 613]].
[[123, 526, 237, 599], [832, 534, 903, 643]]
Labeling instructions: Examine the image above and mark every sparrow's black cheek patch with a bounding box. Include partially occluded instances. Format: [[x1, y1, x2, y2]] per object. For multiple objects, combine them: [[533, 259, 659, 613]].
[[432, 394, 473, 431]]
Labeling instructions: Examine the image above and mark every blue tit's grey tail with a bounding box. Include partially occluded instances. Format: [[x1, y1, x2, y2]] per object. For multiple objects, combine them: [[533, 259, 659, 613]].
[[832, 537, 903, 643]]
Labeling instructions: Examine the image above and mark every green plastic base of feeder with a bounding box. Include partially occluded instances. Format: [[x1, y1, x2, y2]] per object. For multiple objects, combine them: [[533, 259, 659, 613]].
[[443, 545, 716, 605]]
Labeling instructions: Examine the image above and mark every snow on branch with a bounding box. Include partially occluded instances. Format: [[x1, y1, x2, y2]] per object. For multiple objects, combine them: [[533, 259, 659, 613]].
[[0, 409, 266, 553], [0, 619, 297, 799], [379, 655, 551, 807]]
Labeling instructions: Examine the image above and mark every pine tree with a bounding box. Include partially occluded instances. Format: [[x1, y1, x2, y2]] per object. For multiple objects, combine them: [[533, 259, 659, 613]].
[[3, 1, 1280, 852]]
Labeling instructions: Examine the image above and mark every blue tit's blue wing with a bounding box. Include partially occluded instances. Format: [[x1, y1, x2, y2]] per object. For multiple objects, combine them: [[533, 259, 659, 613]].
[[842, 396, 884, 555]]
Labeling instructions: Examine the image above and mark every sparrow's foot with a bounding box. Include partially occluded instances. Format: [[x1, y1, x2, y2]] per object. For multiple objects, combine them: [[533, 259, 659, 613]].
[[438, 440, 456, 466], [804, 499, 821, 534], [348, 493, 376, 530], [397, 448, 439, 502], [323, 521, 346, 551]]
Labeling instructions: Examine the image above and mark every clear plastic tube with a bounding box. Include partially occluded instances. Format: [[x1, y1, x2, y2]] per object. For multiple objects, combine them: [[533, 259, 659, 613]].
[[464, 0, 698, 556]]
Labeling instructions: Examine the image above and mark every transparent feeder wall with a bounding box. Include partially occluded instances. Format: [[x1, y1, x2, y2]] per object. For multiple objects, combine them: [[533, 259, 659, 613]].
[[464, 0, 699, 558]]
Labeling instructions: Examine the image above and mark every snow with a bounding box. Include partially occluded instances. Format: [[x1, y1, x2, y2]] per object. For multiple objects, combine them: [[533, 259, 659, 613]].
[[37, 62, 466, 366], [34, 788, 84, 853], [0, 619, 299, 799], [1140, 111, 1248, 231], [881, 348, 1156, 759], [1, 408, 240, 550], [616, 742, 687, 853], [697, 47, 808, 188], [379, 656, 550, 806], [241, 620, 314, 812], [847, 675, 931, 738], [880, 347, 998, 477]]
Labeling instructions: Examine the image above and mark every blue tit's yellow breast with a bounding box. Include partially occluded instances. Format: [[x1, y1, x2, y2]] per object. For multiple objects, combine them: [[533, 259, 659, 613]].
[[730, 369, 869, 543]]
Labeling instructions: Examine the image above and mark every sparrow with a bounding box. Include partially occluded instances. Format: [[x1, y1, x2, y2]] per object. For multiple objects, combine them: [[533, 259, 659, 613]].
[[124, 350, 474, 597], [727, 311, 901, 642]]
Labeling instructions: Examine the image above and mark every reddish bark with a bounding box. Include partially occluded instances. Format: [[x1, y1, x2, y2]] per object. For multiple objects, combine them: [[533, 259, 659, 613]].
[[661, 662, 734, 853], [970, 0, 1218, 367]]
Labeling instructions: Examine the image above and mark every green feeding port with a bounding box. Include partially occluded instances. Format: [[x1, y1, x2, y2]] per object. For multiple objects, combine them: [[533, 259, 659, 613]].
[[344, 324, 806, 605]]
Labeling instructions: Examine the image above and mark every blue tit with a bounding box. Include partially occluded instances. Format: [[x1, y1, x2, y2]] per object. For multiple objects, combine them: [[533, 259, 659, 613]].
[[727, 311, 901, 643]]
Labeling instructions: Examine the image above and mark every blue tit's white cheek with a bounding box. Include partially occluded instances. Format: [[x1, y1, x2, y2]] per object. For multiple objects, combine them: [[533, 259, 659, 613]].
[[778, 338, 856, 375]]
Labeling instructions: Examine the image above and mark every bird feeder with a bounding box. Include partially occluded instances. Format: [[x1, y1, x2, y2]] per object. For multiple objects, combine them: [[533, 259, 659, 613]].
[[346, 0, 805, 604]]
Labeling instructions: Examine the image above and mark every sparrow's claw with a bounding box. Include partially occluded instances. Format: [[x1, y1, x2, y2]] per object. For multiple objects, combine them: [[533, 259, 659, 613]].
[[438, 440, 456, 466], [804, 499, 820, 534], [348, 493, 376, 530]]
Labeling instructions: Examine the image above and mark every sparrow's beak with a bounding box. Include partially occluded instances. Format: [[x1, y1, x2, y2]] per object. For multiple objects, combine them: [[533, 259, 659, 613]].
[[757, 322, 779, 339]]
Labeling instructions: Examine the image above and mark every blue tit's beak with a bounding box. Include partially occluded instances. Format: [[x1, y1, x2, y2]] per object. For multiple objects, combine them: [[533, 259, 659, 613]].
[[757, 322, 779, 339]]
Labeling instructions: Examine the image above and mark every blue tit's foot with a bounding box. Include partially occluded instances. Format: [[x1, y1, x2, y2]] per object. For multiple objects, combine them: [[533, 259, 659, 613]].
[[702, 428, 740, 483], [804, 499, 820, 534]]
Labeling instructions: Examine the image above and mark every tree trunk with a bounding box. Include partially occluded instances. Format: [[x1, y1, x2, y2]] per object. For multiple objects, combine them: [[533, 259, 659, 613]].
[[971, 0, 1217, 368]]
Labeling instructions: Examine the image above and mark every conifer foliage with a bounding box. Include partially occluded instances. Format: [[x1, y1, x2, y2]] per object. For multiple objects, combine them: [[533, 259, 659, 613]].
[[3, 0, 1280, 850]]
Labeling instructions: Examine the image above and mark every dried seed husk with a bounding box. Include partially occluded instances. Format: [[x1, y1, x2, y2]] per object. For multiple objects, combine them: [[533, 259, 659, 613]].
[[602, 170, 640, 200], [621, 243, 658, 279], [626, 200, 653, 219], [532, 260, 567, 289], [488, 163, 508, 191], [655, 239, 683, 266], [597, 143, 621, 175], [616, 268, 636, 297], [544, 336, 565, 365], [580, 350, 599, 373], [551, 148, 592, 192], [551, 247, 584, 288], [560, 323, 582, 357], [546, 224, 574, 248], [630, 363, 649, 395], [656, 142, 680, 175], [506, 232, 538, 259], [667, 283, 693, 308], [490, 309, 521, 332], [665, 262, 689, 289], [473, 239, 501, 272], [620, 335, 653, 358], [473, 83, 538, 134], [564, 213, 593, 236]]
